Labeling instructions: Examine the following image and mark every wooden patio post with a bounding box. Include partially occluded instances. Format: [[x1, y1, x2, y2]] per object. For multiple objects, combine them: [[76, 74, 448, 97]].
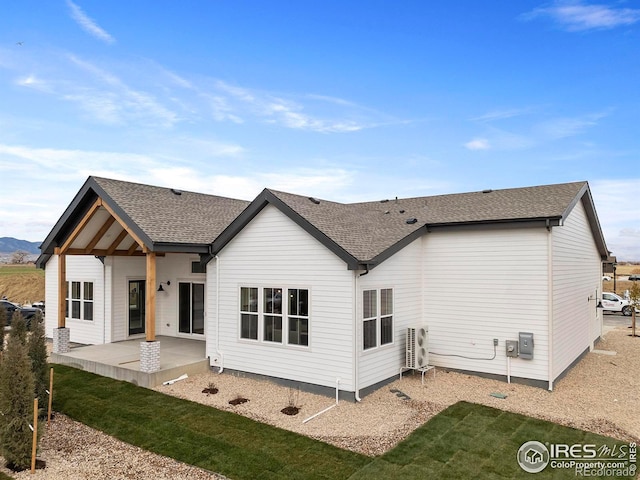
[[145, 251, 156, 342]]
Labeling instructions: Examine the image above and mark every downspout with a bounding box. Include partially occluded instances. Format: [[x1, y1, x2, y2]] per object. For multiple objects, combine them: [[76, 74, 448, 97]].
[[353, 269, 362, 402], [102, 258, 106, 344], [215, 254, 224, 373], [547, 226, 554, 391]]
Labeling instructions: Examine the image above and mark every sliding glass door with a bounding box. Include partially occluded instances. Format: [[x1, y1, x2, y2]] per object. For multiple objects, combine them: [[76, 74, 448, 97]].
[[179, 282, 204, 335]]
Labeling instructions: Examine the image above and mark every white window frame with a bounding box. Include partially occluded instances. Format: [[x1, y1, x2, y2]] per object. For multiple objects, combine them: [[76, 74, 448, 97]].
[[362, 287, 393, 351], [239, 287, 259, 341], [66, 280, 94, 321], [238, 285, 310, 348], [287, 288, 309, 347]]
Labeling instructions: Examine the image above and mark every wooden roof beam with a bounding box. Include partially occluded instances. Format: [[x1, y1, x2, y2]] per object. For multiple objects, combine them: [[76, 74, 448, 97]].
[[65, 248, 148, 256], [59, 198, 102, 254], [100, 200, 149, 252], [84, 216, 116, 253], [107, 229, 129, 255], [127, 241, 140, 255]]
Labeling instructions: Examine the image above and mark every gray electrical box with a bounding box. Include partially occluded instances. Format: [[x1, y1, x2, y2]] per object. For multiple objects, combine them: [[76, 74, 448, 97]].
[[519, 332, 534, 359], [505, 340, 519, 358]]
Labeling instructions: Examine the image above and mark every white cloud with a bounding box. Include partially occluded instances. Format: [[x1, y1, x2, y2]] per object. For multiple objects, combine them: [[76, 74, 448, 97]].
[[0, 143, 356, 240], [534, 111, 608, 139], [522, 1, 640, 31], [466, 110, 607, 152], [4, 45, 388, 134], [214, 80, 371, 133], [465, 138, 491, 150], [14, 74, 50, 92], [145, 166, 356, 201], [590, 179, 640, 261], [62, 55, 179, 127], [66, 0, 115, 44], [471, 107, 539, 123]]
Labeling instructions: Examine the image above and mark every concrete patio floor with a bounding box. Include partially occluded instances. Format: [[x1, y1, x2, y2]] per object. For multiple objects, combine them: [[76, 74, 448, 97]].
[[50, 336, 211, 387]]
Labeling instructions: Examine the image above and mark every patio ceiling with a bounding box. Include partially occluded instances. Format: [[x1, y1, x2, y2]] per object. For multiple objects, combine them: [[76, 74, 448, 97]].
[[58, 198, 148, 256]]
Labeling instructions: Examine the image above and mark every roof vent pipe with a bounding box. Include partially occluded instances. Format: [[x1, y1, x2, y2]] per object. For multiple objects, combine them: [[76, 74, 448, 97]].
[[482, 189, 493, 194], [308, 197, 320, 205], [171, 189, 182, 195], [406, 218, 418, 224]]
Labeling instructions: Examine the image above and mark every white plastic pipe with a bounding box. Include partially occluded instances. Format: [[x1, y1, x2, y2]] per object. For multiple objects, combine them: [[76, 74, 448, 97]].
[[507, 356, 511, 384], [162, 373, 188, 385], [215, 255, 224, 373], [303, 378, 340, 424]]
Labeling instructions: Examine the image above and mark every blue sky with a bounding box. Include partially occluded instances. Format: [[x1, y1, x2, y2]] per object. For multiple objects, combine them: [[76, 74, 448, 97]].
[[1, 1, 638, 260]]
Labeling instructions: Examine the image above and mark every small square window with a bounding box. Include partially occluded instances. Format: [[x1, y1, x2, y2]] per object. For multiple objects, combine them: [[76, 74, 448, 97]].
[[191, 261, 206, 274]]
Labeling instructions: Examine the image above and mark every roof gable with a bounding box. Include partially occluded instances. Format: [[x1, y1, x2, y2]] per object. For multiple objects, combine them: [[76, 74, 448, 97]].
[[212, 181, 609, 269], [39, 177, 609, 270], [38, 177, 250, 263]]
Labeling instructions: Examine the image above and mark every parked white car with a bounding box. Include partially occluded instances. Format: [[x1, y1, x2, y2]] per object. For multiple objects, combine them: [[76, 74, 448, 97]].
[[601, 292, 636, 316]]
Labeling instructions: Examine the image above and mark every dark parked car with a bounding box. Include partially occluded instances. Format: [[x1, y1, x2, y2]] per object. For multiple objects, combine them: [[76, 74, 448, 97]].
[[0, 299, 42, 326], [629, 274, 640, 281]]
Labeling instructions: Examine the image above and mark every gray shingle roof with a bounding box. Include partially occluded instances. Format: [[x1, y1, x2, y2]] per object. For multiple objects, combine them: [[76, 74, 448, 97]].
[[267, 181, 589, 262], [40, 176, 605, 270], [92, 177, 250, 245]]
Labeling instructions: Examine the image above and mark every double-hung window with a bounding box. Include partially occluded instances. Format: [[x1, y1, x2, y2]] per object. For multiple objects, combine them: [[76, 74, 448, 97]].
[[240, 287, 258, 340], [288, 288, 309, 346], [66, 281, 94, 321], [239, 286, 309, 347], [263, 288, 283, 342], [363, 288, 393, 350]]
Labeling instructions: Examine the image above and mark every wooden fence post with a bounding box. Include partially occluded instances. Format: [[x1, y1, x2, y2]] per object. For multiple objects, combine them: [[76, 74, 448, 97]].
[[48, 368, 54, 427], [31, 397, 38, 474]]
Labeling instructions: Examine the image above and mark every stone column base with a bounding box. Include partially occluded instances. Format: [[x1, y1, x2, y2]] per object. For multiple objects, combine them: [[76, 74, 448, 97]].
[[53, 327, 70, 353], [140, 341, 161, 373]]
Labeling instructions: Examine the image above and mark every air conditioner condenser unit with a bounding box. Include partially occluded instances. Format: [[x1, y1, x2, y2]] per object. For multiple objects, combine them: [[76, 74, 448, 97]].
[[406, 325, 429, 369]]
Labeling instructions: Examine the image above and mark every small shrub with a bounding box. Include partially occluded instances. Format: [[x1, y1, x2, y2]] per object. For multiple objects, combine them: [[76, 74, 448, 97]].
[[0, 305, 6, 354], [281, 387, 300, 416], [28, 311, 49, 414], [201, 381, 218, 395], [9, 311, 27, 346], [0, 315, 36, 471]]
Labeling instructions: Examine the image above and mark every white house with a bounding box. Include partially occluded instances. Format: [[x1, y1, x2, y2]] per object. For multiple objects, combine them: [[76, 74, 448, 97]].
[[38, 176, 610, 397]]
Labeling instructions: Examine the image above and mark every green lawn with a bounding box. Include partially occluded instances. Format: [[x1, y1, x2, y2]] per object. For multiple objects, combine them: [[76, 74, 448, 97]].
[[0, 265, 43, 276], [350, 402, 634, 480], [51, 365, 633, 480], [52, 365, 369, 480]]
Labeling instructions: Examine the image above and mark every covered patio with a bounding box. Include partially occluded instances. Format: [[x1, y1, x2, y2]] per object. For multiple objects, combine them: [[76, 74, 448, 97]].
[[50, 336, 210, 388]]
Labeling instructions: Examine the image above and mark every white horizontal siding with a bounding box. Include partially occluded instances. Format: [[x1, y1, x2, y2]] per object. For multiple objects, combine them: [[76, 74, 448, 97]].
[[212, 205, 355, 391], [422, 228, 550, 382], [111, 253, 204, 342], [111, 256, 146, 341], [358, 238, 423, 389], [44, 255, 106, 345], [552, 200, 602, 380]]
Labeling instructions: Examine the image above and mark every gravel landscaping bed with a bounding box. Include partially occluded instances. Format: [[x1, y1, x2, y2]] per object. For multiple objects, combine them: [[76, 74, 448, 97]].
[[156, 326, 640, 456], [3, 326, 638, 478]]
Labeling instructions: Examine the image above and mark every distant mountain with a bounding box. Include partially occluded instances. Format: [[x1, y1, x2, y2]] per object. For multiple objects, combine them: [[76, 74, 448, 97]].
[[0, 237, 41, 254]]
